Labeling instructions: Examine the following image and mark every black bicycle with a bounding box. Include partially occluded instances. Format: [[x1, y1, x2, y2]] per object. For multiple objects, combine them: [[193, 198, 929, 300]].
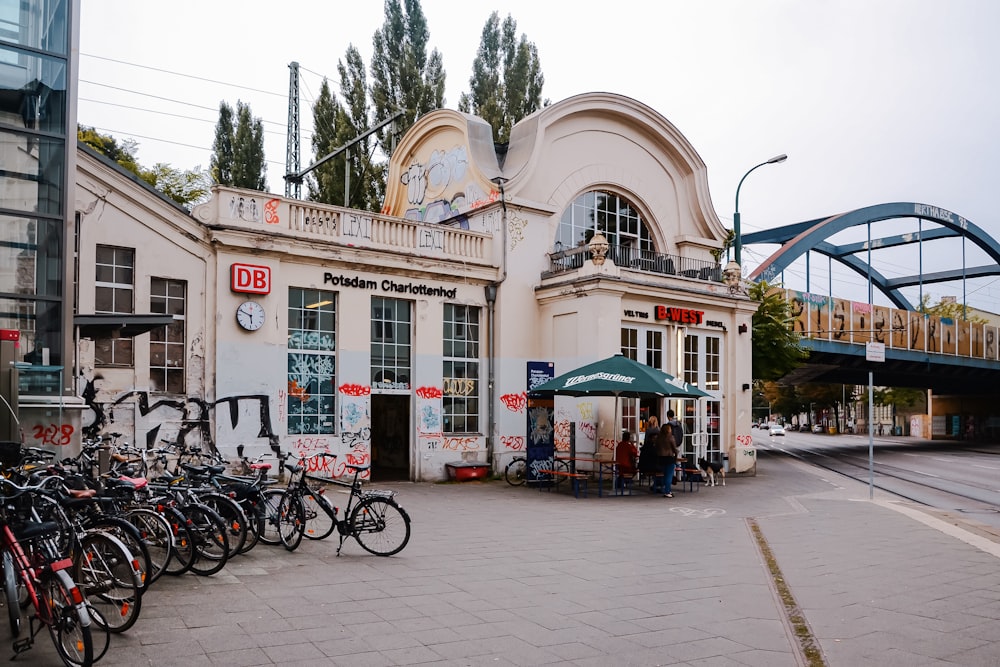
[[271, 453, 411, 556], [504, 455, 569, 486]]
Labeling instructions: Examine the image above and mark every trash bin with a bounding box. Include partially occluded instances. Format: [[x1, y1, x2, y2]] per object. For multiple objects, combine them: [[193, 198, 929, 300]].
[[828, 426, 837, 434], [893, 426, 902, 436]]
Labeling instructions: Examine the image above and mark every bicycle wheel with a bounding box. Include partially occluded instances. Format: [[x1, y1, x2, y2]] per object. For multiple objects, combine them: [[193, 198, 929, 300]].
[[89, 518, 149, 592], [181, 504, 230, 576], [159, 505, 195, 576], [258, 489, 286, 546], [2, 549, 21, 637], [350, 497, 411, 556], [277, 492, 305, 552], [235, 493, 263, 554], [122, 508, 174, 586], [199, 493, 249, 556], [302, 488, 337, 540], [43, 568, 94, 667], [504, 457, 527, 486], [73, 532, 142, 633]]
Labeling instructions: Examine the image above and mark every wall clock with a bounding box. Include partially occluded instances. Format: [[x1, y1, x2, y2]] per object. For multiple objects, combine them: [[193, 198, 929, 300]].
[[236, 301, 265, 331]]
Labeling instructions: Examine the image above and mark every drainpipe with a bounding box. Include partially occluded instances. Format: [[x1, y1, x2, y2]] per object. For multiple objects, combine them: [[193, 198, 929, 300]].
[[485, 177, 509, 472]]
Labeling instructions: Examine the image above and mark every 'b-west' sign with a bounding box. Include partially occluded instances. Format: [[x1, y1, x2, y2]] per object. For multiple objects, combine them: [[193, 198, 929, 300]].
[[231, 263, 271, 295]]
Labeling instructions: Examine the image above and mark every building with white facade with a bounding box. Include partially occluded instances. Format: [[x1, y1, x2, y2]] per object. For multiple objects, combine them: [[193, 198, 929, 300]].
[[68, 92, 757, 481]]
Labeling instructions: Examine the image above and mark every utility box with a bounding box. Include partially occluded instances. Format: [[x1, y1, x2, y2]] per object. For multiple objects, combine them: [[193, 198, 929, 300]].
[[734, 443, 756, 474], [0, 330, 20, 442]]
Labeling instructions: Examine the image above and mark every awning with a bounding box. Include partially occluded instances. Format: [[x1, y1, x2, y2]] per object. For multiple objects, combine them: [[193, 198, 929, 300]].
[[73, 314, 175, 338]]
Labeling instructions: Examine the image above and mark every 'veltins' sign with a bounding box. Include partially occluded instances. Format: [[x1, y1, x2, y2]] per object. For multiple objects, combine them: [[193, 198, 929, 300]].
[[655, 306, 704, 324], [231, 263, 271, 295]]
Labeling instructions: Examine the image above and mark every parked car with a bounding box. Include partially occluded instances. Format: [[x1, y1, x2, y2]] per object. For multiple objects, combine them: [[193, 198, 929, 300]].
[[769, 424, 786, 437], [812, 424, 824, 433]]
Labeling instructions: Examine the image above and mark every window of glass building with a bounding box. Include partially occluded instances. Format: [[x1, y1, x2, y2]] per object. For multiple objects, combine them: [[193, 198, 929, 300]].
[[287, 288, 336, 435], [94, 246, 134, 367], [150, 278, 186, 393], [371, 297, 411, 390], [442, 304, 480, 433]]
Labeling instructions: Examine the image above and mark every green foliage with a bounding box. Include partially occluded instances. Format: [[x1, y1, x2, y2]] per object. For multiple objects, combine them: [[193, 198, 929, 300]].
[[210, 100, 266, 190], [458, 12, 547, 143], [140, 163, 211, 207], [370, 0, 446, 155], [917, 294, 986, 323], [749, 279, 809, 381], [232, 101, 267, 191], [210, 102, 234, 186], [79, 126, 208, 207]]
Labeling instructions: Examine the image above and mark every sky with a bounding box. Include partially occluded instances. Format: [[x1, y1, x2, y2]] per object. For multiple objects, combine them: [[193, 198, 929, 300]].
[[78, 0, 1000, 312]]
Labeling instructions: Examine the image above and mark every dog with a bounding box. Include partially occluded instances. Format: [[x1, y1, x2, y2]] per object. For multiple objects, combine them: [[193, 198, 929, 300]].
[[697, 458, 726, 487]]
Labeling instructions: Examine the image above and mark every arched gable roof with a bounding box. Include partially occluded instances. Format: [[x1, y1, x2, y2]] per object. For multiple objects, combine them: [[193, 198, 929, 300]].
[[502, 92, 727, 246]]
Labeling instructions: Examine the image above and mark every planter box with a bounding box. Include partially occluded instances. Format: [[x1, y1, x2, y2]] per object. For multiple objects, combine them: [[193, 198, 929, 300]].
[[445, 461, 490, 482]]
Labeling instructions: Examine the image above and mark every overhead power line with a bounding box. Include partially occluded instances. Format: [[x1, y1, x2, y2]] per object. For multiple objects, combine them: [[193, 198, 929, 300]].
[[81, 53, 286, 98]]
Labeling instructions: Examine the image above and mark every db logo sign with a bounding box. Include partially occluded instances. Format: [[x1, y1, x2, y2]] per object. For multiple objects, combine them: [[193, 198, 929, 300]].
[[231, 263, 271, 295]]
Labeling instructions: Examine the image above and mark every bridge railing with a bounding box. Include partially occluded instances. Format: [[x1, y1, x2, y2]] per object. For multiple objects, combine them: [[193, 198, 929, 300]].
[[784, 289, 1000, 361]]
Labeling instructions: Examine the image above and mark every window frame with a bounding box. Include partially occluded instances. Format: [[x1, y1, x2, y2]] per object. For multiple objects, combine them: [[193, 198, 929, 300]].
[[442, 304, 481, 434]]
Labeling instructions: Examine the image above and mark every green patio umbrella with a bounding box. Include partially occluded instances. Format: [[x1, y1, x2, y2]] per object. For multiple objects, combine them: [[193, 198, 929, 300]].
[[528, 354, 711, 399]]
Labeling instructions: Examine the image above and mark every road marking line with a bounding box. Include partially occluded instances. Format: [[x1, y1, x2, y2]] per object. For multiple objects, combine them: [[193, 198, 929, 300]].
[[913, 470, 940, 478], [877, 500, 1000, 560]]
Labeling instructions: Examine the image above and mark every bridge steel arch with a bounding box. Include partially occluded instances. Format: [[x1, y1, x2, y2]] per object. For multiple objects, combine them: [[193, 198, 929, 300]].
[[744, 202, 1000, 310]]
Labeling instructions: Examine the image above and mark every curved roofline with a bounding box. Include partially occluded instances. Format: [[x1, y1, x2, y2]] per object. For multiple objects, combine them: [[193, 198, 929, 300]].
[[746, 202, 1000, 309]]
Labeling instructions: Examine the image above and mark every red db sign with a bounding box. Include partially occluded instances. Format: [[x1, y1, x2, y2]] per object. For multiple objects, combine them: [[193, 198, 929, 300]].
[[231, 263, 271, 295]]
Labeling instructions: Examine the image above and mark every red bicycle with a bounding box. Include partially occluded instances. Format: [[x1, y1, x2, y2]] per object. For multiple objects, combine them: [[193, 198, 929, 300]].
[[0, 476, 94, 666]]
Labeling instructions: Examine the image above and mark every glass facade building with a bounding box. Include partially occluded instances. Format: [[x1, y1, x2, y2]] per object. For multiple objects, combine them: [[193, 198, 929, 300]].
[[0, 0, 77, 390]]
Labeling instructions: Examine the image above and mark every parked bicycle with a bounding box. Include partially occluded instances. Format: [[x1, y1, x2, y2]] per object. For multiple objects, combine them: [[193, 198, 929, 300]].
[[269, 452, 411, 556], [504, 455, 569, 486], [0, 475, 95, 666]]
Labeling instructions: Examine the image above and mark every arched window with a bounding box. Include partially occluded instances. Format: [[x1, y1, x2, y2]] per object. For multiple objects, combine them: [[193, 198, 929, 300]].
[[555, 191, 654, 254]]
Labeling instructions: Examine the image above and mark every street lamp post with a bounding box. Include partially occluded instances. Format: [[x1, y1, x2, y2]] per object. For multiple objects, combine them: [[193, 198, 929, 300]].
[[733, 154, 788, 267]]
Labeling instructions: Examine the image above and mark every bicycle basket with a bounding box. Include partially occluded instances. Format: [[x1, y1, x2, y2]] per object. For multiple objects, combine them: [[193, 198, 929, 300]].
[[0, 441, 22, 470]]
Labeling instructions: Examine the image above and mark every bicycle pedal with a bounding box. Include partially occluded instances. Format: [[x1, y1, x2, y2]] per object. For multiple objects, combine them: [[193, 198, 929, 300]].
[[12, 635, 33, 656]]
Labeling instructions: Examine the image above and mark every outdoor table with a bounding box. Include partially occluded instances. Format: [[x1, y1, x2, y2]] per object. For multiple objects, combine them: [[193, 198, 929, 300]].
[[556, 456, 617, 497]]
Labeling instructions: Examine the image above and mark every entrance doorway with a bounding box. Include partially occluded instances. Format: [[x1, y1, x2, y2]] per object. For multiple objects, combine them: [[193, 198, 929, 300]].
[[370, 394, 410, 480]]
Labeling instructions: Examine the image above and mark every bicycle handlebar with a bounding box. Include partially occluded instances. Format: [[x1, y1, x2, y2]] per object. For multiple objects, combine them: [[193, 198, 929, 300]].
[[0, 475, 65, 498]]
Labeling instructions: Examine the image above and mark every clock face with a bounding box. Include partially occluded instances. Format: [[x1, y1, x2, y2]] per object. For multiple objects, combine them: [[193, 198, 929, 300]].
[[236, 301, 265, 331]]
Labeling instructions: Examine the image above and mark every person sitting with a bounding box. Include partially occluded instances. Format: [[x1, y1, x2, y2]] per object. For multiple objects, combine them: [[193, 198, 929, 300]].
[[615, 431, 639, 485]]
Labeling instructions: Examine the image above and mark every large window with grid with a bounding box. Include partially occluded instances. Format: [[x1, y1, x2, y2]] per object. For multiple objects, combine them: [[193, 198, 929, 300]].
[[443, 304, 480, 433], [287, 288, 336, 435], [371, 297, 411, 390], [95, 245, 134, 366], [555, 191, 654, 257], [150, 278, 186, 393]]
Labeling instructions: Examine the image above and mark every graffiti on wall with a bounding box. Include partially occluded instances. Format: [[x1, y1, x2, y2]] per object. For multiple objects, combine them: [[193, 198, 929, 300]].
[[82, 382, 281, 455], [399, 145, 499, 225]]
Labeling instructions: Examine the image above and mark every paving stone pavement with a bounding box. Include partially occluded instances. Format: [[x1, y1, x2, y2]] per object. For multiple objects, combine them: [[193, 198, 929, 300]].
[[8, 449, 1000, 666]]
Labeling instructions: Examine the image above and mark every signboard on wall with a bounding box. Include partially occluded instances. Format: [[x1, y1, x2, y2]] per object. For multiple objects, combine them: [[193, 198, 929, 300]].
[[525, 361, 555, 486], [231, 263, 271, 295]]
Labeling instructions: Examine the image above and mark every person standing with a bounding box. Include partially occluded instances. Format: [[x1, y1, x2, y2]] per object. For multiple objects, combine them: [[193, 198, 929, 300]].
[[665, 409, 684, 459], [639, 415, 661, 491], [655, 414, 679, 498]]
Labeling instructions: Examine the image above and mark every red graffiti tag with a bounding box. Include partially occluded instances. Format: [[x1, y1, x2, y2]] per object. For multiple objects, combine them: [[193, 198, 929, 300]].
[[338, 383, 371, 396], [500, 392, 526, 413], [416, 386, 442, 399], [500, 435, 525, 451], [736, 434, 754, 446], [288, 380, 310, 402], [30, 423, 74, 447], [598, 438, 616, 452], [264, 198, 281, 224], [578, 422, 597, 442]]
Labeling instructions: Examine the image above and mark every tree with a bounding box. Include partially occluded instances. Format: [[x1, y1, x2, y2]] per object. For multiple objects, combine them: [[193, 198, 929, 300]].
[[370, 0, 446, 155], [458, 12, 546, 143], [232, 101, 267, 191], [210, 102, 234, 186], [79, 126, 209, 207], [917, 294, 987, 323], [749, 279, 809, 381], [210, 100, 266, 190], [309, 47, 383, 211], [140, 163, 211, 207]]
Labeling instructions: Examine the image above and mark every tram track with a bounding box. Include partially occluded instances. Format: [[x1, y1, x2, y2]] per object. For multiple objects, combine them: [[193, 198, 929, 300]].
[[757, 440, 1000, 519]]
